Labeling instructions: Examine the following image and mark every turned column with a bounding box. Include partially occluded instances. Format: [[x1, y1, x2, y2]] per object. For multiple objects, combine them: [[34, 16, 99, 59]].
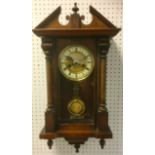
[[97, 38, 110, 130], [41, 37, 56, 132]]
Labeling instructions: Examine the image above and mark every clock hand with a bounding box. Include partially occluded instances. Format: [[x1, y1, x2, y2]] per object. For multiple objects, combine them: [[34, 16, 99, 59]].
[[64, 56, 74, 68], [66, 56, 73, 62]]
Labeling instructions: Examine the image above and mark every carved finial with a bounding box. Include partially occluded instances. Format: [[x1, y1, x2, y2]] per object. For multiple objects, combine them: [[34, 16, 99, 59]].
[[66, 3, 85, 28], [72, 3, 79, 14], [74, 144, 80, 153], [99, 139, 105, 149], [47, 140, 53, 149]]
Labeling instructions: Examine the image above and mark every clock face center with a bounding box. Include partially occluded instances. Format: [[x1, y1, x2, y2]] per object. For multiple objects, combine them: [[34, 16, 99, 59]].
[[58, 45, 95, 81]]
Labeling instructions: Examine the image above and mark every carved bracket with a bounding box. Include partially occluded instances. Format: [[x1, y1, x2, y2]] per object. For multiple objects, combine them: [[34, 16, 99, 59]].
[[41, 37, 55, 56], [98, 38, 110, 58]]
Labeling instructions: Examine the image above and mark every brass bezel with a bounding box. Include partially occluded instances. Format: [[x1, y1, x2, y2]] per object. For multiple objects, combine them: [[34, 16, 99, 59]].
[[58, 44, 95, 81], [67, 98, 85, 117]]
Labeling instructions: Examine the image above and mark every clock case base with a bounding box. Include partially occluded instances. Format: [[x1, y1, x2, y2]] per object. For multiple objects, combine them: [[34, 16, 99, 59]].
[[42, 96, 112, 152], [40, 125, 112, 152]]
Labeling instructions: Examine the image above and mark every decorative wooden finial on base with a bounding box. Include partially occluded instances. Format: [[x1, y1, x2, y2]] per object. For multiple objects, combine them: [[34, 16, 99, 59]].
[[47, 139, 53, 149], [74, 144, 80, 153], [100, 139, 105, 149]]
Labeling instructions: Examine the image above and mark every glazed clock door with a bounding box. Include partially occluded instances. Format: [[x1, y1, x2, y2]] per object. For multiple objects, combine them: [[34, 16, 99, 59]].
[[57, 39, 97, 124]]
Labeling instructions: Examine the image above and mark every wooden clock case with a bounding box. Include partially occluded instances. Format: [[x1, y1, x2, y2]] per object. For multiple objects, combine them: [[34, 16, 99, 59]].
[[33, 3, 120, 152]]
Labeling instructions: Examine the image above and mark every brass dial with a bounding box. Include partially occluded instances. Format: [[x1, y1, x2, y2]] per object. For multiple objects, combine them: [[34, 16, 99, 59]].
[[58, 45, 95, 81]]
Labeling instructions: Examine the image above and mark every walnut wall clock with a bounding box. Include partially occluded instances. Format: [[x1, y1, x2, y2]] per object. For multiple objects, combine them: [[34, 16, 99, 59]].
[[33, 3, 120, 153]]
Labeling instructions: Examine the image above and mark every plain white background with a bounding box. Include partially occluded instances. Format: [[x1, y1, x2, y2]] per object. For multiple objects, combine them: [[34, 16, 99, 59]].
[[0, 0, 155, 155]]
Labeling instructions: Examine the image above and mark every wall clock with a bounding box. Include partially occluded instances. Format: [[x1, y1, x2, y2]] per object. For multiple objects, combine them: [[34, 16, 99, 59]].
[[33, 3, 120, 153]]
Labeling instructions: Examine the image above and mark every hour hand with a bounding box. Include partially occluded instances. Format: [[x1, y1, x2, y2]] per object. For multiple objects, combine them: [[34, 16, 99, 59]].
[[64, 56, 73, 69], [66, 56, 73, 62]]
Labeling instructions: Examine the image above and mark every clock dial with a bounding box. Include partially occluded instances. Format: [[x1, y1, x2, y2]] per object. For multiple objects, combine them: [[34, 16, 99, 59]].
[[58, 45, 95, 81]]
